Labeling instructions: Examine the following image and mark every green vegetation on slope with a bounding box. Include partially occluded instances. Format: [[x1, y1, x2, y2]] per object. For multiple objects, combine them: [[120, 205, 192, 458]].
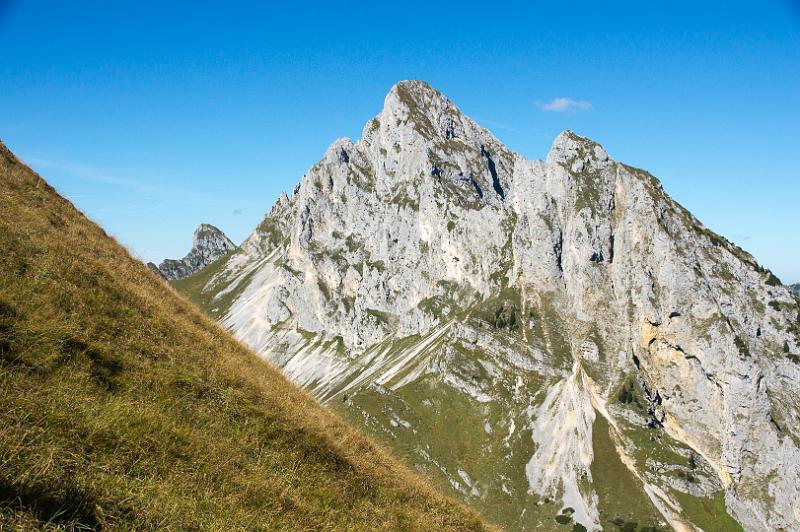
[[331, 326, 559, 531], [0, 141, 489, 531], [170, 250, 246, 317], [670, 490, 744, 532], [590, 413, 666, 531]]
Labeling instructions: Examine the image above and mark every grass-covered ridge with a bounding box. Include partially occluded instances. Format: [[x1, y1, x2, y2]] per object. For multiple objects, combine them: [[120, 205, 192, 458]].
[[0, 141, 489, 530]]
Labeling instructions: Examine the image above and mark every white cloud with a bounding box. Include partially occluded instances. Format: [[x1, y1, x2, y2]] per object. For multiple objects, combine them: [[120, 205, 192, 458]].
[[537, 97, 592, 114]]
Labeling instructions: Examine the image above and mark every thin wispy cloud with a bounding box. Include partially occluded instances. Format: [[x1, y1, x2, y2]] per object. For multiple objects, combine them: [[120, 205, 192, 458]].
[[93, 203, 164, 215], [537, 97, 592, 114], [26, 157, 194, 199], [475, 118, 525, 135], [475, 118, 561, 142]]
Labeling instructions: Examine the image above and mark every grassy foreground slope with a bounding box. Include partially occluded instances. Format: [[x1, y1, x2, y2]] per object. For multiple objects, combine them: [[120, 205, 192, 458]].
[[0, 141, 489, 531]]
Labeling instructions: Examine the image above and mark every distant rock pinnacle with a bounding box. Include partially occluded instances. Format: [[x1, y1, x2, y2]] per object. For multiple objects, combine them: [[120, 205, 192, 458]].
[[158, 224, 234, 280]]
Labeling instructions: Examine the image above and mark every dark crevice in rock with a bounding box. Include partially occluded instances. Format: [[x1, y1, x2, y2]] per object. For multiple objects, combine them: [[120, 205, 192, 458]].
[[301, 205, 314, 242], [469, 175, 484, 199], [444, 118, 457, 140], [770, 414, 783, 433], [640, 380, 665, 428], [707, 374, 724, 396], [554, 230, 564, 274], [632, 353, 641, 369], [480, 145, 504, 199], [647, 396, 664, 427], [608, 234, 615, 263]]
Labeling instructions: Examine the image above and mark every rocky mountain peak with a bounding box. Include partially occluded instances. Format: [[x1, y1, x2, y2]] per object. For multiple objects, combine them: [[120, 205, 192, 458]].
[[547, 129, 608, 167], [385, 79, 448, 116], [192, 223, 231, 250], [373, 80, 495, 148], [177, 81, 800, 532], [157, 223, 234, 280]]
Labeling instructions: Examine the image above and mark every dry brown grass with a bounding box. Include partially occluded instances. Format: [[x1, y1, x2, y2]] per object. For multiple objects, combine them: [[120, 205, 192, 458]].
[[0, 140, 492, 531]]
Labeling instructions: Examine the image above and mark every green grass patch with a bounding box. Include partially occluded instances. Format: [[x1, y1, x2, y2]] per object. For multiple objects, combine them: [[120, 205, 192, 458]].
[[671, 490, 743, 532], [590, 413, 665, 530]]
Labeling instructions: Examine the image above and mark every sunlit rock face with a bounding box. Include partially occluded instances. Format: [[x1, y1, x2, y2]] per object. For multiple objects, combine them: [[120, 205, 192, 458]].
[[158, 223, 234, 280], [176, 81, 800, 532]]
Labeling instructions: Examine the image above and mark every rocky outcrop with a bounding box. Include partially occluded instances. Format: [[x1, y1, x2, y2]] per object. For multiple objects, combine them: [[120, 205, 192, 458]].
[[158, 224, 234, 280], [174, 81, 800, 531], [146, 262, 167, 280], [790, 283, 800, 297]]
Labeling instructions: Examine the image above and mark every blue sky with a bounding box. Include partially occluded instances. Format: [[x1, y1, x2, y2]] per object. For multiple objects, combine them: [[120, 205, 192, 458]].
[[1, 1, 799, 281]]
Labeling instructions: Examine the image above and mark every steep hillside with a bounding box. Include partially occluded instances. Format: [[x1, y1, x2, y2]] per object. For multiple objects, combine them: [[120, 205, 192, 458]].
[[0, 141, 488, 530], [176, 81, 800, 532], [158, 223, 235, 280]]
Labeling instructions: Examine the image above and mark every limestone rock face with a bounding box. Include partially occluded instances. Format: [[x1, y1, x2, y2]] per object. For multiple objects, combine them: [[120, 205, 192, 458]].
[[175, 81, 800, 531], [158, 224, 234, 280], [791, 283, 800, 297]]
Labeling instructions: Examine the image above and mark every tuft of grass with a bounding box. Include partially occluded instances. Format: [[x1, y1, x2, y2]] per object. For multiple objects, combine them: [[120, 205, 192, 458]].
[[0, 140, 491, 531], [733, 335, 751, 358]]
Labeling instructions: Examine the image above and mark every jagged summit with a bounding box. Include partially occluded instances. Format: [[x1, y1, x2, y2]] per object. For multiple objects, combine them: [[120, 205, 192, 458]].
[[388, 79, 441, 98], [310, 82, 614, 214], [157, 223, 234, 280], [385, 79, 448, 113], [193, 223, 230, 246], [174, 83, 800, 531], [547, 129, 607, 165], [383, 82, 606, 167], [373, 80, 504, 149], [384, 79, 455, 120]]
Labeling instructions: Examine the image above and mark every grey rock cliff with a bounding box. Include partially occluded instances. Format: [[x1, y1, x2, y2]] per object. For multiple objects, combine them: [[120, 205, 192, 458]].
[[146, 262, 166, 280], [175, 81, 800, 531], [158, 224, 234, 280]]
